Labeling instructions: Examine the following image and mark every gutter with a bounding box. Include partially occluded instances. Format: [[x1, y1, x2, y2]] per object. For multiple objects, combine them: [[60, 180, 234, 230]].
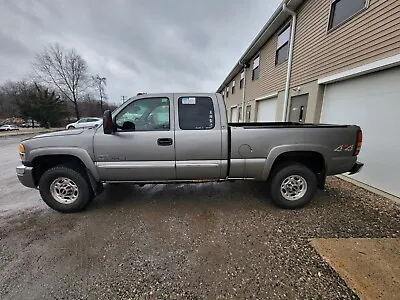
[[281, 2, 297, 121], [238, 62, 247, 122]]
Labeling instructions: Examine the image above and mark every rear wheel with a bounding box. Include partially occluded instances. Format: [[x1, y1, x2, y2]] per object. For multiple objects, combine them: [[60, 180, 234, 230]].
[[39, 166, 92, 213], [269, 163, 317, 209]]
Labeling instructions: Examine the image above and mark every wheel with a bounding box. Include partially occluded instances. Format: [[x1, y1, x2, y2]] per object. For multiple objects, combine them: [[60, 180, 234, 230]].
[[39, 166, 93, 213], [67, 126, 75, 129], [269, 163, 317, 209]]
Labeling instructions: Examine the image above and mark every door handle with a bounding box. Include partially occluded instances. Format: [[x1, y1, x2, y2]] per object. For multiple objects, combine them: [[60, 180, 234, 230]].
[[157, 138, 173, 146]]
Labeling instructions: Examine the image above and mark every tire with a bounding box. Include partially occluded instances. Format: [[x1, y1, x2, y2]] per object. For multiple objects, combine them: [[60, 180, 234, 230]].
[[67, 126, 75, 130], [39, 166, 93, 213], [269, 163, 317, 209]]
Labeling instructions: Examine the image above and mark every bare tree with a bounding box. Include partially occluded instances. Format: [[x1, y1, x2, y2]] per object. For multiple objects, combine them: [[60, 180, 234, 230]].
[[92, 75, 107, 113], [32, 43, 91, 119]]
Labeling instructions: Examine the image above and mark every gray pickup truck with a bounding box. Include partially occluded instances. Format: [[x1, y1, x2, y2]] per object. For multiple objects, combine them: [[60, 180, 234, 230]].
[[16, 93, 363, 213]]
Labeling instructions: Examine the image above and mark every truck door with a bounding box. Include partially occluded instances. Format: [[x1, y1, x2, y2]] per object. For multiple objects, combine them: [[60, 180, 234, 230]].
[[93, 95, 176, 181], [174, 94, 223, 180]]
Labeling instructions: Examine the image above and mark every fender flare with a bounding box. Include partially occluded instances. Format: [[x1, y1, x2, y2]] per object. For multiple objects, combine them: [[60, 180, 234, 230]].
[[261, 144, 331, 181], [29, 147, 100, 181]]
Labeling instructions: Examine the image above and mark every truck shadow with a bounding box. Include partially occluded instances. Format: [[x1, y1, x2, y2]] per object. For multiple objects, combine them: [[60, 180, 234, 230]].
[[86, 180, 333, 213]]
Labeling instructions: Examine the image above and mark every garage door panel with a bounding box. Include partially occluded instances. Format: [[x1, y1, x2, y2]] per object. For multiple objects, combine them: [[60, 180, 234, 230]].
[[256, 97, 277, 122], [321, 67, 400, 197], [230, 107, 238, 122]]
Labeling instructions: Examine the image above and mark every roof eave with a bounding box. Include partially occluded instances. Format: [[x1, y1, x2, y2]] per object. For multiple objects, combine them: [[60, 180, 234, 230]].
[[216, 0, 305, 92]]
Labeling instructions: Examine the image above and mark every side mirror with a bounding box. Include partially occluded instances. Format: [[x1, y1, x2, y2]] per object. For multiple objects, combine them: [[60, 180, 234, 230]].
[[103, 110, 115, 134]]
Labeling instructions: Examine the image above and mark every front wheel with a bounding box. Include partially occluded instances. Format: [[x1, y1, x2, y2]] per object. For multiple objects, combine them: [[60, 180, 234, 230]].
[[67, 126, 75, 130], [39, 166, 92, 213], [269, 163, 317, 209]]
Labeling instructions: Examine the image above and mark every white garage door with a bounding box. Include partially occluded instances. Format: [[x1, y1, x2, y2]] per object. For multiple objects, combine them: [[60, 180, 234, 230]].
[[230, 107, 239, 122], [256, 97, 277, 122], [321, 67, 400, 197]]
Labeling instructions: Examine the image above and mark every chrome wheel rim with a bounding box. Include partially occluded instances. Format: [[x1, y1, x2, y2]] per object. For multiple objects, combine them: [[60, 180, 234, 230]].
[[50, 177, 79, 204], [280, 175, 307, 201]]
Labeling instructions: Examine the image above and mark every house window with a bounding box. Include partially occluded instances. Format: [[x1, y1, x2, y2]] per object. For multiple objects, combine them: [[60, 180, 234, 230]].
[[240, 71, 245, 89], [238, 107, 243, 122], [232, 80, 235, 94], [328, 0, 367, 30], [226, 87, 229, 98], [276, 25, 291, 65], [178, 97, 215, 130], [252, 55, 260, 80]]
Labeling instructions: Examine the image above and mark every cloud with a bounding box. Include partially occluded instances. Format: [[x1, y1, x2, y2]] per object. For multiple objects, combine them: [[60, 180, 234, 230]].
[[0, 0, 282, 105]]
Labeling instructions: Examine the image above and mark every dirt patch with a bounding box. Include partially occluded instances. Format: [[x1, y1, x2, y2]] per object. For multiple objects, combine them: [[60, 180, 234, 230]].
[[311, 238, 400, 300]]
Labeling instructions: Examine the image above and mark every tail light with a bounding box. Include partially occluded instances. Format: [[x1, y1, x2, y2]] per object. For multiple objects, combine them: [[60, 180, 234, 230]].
[[354, 130, 362, 156]]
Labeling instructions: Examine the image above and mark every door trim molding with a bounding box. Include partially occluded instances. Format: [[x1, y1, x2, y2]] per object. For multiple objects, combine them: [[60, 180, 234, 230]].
[[255, 92, 278, 101], [318, 54, 400, 84]]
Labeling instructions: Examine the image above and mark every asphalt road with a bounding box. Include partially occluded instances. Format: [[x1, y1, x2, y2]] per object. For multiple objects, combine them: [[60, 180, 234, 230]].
[[1, 136, 399, 299], [0, 135, 44, 215]]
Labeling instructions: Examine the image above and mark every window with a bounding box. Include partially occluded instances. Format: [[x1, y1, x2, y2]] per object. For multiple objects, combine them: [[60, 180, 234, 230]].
[[115, 97, 170, 131], [252, 55, 260, 80], [178, 96, 215, 130], [245, 105, 251, 122], [276, 25, 291, 65], [240, 71, 245, 89], [232, 80, 235, 94], [226, 86, 229, 98], [78, 118, 88, 123], [329, 0, 367, 30]]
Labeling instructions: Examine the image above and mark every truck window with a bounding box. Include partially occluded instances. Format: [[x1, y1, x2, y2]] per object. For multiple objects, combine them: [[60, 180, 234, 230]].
[[115, 97, 170, 131], [178, 96, 215, 130]]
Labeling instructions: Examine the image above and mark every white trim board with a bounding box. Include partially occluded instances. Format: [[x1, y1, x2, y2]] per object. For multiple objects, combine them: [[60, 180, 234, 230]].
[[318, 54, 400, 84], [255, 92, 278, 101]]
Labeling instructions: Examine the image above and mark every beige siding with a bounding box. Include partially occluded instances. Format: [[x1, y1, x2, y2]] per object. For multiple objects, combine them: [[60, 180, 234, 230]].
[[291, 0, 400, 87], [225, 72, 243, 107], [245, 31, 288, 101]]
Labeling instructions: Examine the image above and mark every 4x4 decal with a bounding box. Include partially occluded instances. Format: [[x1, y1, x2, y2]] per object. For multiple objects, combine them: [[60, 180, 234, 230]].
[[334, 144, 354, 152]]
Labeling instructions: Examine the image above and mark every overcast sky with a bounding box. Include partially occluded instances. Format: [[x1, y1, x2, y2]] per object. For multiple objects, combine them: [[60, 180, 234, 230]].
[[0, 0, 281, 105]]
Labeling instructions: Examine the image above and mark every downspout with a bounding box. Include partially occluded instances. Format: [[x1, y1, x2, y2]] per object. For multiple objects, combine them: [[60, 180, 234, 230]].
[[239, 62, 247, 122], [281, 2, 297, 121]]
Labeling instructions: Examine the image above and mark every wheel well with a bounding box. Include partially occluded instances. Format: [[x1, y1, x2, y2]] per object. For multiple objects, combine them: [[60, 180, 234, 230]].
[[269, 151, 326, 188], [32, 155, 87, 186]]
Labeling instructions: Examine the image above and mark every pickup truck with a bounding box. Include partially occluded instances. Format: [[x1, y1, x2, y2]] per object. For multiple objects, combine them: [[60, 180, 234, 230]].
[[16, 93, 364, 213]]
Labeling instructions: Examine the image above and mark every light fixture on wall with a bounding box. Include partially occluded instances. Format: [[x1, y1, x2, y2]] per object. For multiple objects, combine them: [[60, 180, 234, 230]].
[[292, 87, 301, 92]]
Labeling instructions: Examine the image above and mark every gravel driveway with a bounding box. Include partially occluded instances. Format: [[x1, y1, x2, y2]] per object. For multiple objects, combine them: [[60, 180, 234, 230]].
[[1, 176, 399, 299]]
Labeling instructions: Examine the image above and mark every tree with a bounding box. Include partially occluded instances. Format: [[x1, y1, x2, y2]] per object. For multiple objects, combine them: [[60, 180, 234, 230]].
[[32, 43, 91, 120], [14, 82, 68, 128], [92, 75, 107, 113]]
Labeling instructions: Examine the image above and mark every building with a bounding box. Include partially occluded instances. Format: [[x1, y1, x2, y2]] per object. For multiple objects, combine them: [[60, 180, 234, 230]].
[[217, 0, 400, 198]]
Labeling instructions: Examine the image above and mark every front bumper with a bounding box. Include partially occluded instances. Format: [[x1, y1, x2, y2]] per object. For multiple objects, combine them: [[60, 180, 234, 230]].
[[16, 165, 37, 188], [348, 161, 364, 175]]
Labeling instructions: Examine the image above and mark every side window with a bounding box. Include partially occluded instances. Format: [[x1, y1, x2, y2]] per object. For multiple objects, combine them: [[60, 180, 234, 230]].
[[328, 0, 367, 30], [78, 118, 87, 123], [115, 97, 170, 131], [178, 96, 215, 130], [252, 55, 260, 80], [276, 25, 290, 65]]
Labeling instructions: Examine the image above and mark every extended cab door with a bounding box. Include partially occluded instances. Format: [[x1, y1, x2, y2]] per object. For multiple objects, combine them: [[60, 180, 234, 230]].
[[93, 95, 175, 181], [174, 94, 225, 180]]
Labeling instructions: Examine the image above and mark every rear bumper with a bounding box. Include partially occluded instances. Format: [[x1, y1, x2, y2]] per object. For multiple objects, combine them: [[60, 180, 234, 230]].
[[16, 165, 37, 188], [348, 161, 364, 175]]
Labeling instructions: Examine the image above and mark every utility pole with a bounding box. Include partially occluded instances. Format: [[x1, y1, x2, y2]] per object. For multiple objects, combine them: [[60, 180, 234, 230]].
[[121, 96, 128, 104]]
